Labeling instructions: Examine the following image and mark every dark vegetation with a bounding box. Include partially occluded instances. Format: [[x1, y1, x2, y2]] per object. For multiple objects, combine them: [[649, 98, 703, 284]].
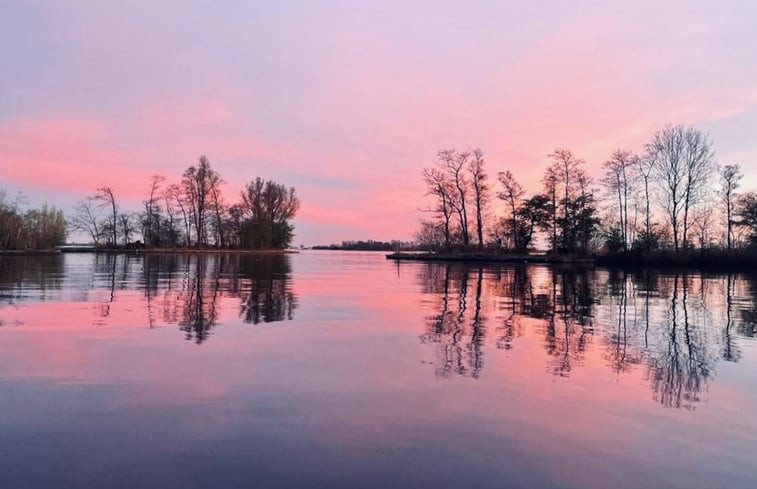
[[312, 240, 416, 251], [0, 190, 66, 251], [3, 156, 299, 252], [68, 155, 300, 250], [415, 124, 757, 266]]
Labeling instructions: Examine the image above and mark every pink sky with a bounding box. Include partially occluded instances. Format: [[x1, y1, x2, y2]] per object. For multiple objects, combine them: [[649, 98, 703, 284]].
[[2, 1, 757, 244]]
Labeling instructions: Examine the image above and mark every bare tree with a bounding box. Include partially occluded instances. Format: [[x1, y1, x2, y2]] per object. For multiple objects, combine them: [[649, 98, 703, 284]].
[[648, 125, 687, 252], [692, 205, 715, 250], [468, 148, 489, 250], [119, 213, 136, 246], [648, 125, 715, 252], [497, 170, 524, 250], [166, 183, 190, 247], [415, 220, 446, 251], [182, 155, 221, 247], [95, 187, 118, 246], [70, 197, 102, 244], [720, 164, 742, 250], [143, 174, 166, 247], [208, 171, 226, 247], [681, 128, 715, 250], [421, 167, 454, 250], [439, 149, 471, 248], [602, 149, 638, 251], [635, 153, 656, 251]]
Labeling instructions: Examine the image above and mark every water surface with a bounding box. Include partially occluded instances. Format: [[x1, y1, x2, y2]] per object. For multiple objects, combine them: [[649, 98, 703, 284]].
[[1, 251, 756, 488]]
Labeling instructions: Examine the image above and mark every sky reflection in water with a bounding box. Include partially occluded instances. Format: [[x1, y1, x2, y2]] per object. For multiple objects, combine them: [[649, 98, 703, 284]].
[[1, 251, 756, 489]]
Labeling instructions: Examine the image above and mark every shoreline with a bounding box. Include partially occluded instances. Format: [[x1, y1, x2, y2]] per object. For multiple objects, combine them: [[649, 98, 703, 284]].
[[386, 252, 592, 264], [3, 248, 298, 255], [0, 249, 62, 256], [387, 251, 757, 270], [62, 247, 299, 254]]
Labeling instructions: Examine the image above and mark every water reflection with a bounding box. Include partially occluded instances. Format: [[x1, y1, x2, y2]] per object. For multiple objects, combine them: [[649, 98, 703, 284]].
[[3, 253, 757, 488], [0, 255, 65, 303], [0, 253, 297, 342], [417, 263, 757, 409], [419, 266, 487, 378]]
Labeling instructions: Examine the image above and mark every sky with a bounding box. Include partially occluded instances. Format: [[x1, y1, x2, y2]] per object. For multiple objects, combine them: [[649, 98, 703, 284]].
[[1, 0, 757, 245]]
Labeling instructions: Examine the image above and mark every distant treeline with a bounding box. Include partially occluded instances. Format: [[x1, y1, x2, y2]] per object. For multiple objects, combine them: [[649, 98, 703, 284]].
[[312, 240, 416, 251], [68, 155, 300, 250], [418, 124, 757, 262], [0, 191, 66, 250]]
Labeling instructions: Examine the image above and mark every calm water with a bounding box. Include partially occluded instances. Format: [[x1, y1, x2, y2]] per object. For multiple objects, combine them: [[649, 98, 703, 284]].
[[1, 251, 757, 488]]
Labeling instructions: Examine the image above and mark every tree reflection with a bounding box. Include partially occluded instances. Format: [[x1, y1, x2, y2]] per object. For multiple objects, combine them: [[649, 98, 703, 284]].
[[420, 264, 486, 378], [0, 255, 65, 303], [644, 274, 712, 409], [602, 270, 643, 374], [417, 263, 755, 409], [238, 255, 297, 324], [146, 254, 298, 343], [0, 252, 297, 343], [545, 269, 595, 376]]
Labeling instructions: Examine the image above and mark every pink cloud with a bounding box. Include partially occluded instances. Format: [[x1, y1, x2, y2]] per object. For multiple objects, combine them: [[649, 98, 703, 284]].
[[3, 3, 757, 244], [0, 115, 148, 195]]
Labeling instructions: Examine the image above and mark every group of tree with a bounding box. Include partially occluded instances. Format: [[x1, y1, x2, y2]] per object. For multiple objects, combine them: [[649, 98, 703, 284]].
[[0, 190, 66, 250], [419, 147, 597, 254], [70, 155, 300, 250], [417, 124, 757, 257]]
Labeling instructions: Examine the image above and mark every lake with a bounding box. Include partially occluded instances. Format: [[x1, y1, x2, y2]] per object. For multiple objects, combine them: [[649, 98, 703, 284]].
[[1, 251, 756, 488]]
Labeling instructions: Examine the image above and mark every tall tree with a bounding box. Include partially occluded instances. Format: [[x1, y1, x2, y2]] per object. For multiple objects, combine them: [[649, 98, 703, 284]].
[[680, 127, 715, 250], [497, 170, 524, 250], [182, 155, 221, 247], [720, 164, 742, 251], [166, 183, 190, 247], [119, 213, 136, 246], [422, 167, 454, 250], [648, 125, 714, 251], [602, 149, 637, 251], [95, 187, 118, 246], [208, 170, 226, 247], [468, 148, 489, 250], [635, 152, 656, 251], [143, 174, 165, 247], [542, 166, 559, 253], [439, 149, 471, 248], [544, 148, 591, 253], [648, 125, 687, 252]]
